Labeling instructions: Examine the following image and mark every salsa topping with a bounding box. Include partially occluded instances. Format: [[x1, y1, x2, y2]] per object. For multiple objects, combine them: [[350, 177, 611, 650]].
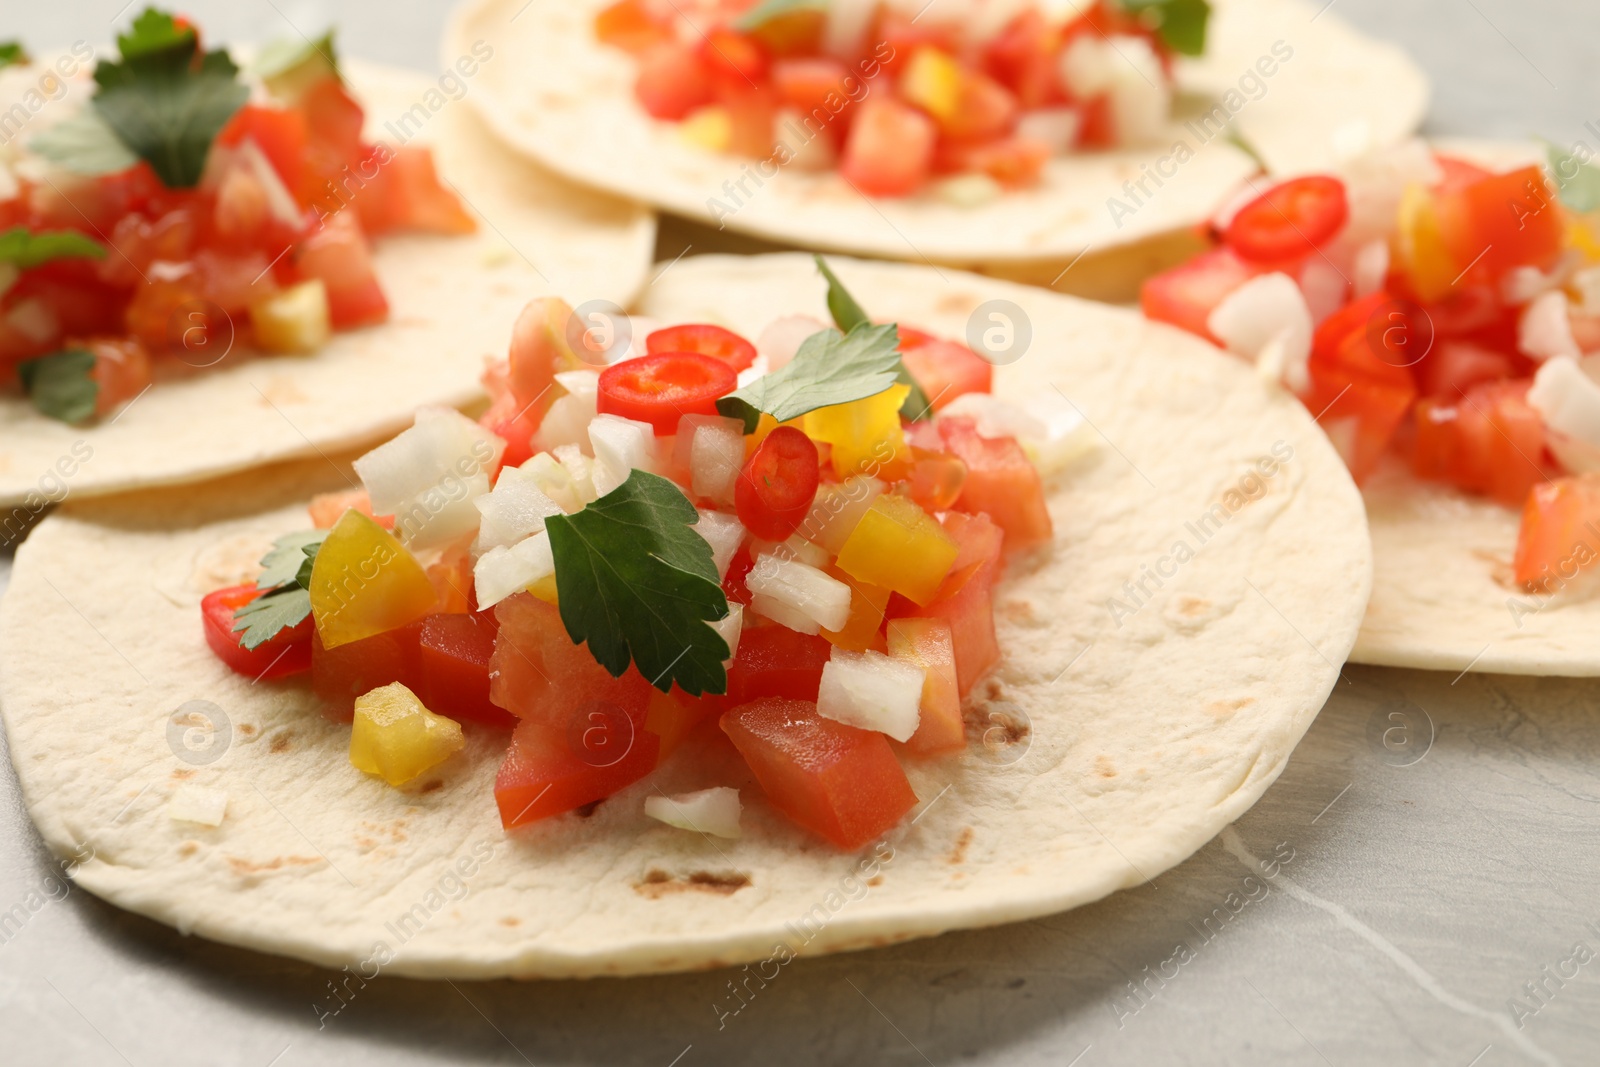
[[200, 260, 1074, 846]]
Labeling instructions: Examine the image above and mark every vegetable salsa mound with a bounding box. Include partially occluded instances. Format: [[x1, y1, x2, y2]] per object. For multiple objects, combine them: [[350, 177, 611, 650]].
[[1139, 142, 1600, 595], [595, 0, 1208, 200], [0, 10, 472, 425], [202, 260, 1081, 849]]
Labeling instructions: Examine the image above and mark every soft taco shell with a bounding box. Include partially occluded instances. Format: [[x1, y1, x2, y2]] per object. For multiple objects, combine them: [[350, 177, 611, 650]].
[[0, 58, 655, 509], [0, 255, 1370, 978], [445, 0, 1425, 269]]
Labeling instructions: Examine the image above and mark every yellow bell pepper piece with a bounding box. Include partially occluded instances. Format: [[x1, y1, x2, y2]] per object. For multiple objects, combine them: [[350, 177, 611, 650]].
[[804, 384, 910, 479], [835, 495, 958, 607], [680, 106, 732, 152], [1568, 215, 1600, 264], [528, 573, 559, 604], [1395, 183, 1458, 303], [820, 564, 891, 652], [249, 279, 330, 354], [900, 47, 962, 124], [349, 682, 464, 786], [310, 509, 438, 649]]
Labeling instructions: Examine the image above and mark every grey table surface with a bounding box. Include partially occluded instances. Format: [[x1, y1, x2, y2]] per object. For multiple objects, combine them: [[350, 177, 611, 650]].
[[3, 1, 1600, 1065]]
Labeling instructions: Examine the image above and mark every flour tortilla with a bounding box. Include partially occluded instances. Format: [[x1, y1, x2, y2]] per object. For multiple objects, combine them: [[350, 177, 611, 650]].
[[0, 254, 1369, 978], [0, 58, 655, 509], [445, 0, 1425, 273]]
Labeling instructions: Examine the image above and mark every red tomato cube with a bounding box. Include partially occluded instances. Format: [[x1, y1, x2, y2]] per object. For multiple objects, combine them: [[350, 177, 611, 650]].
[[594, 0, 675, 55], [1417, 339, 1515, 399], [1436, 165, 1566, 280], [721, 697, 917, 848], [292, 210, 388, 328], [898, 334, 992, 410], [886, 618, 965, 757], [1139, 247, 1269, 344], [984, 9, 1063, 109], [495, 711, 661, 828], [724, 624, 833, 705], [938, 417, 1053, 548], [904, 510, 1004, 695], [489, 593, 653, 726], [1514, 474, 1600, 590], [634, 42, 713, 120], [418, 611, 516, 729], [840, 96, 936, 198], [312, 620, 423, 720]]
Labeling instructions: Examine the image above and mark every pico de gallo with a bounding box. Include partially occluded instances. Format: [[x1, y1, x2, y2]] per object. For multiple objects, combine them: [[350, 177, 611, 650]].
[[1, 9, 472, 424], [201, 259, 1078, 849], [594, 0, 1208, 199], [1138, 141, 1600, 594]]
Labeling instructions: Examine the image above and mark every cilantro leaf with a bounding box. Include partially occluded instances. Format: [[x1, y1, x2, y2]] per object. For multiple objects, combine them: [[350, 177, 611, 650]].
[[91, 10, 249, 188], [0, 41, 28, 70], [254, 529, 327, 591], [0, 227, 107, 270], [30, 109, 142, 176], [1545, 141, 1600, 214], [1120, 0, 1210, 56], [716, 321, 904, 432], [232, 531, 324, 649], [546, 471, 729, 696], [731, 0, 827, 32], [233, 587, 311, 650], [18, 349, 97, 424], [814, 255, 932, 421]]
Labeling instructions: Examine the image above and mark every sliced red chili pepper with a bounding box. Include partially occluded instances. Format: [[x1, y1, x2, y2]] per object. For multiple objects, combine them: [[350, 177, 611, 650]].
[[1224, 175, 1349, 263], [735, 425, 820, 541], [646, 323, 759, 372], [596, 351, 738, 434]]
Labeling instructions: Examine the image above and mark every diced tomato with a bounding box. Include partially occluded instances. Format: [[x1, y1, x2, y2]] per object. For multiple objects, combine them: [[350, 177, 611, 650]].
[[1305, 293, 1418, 483], [1433, 154, 1493, 194], [867, 8, 959, 78], [905, 510, 1003, 695], [1513, 474, 1600, 591], [597, 351, 738, 434], [839, 96, 936, 198], [647, 323, 758, 372], [489, 593, 654, 726], [908, 447, 967, 511], [1075, 94, 1113, 149], [635, 42, 714, 120], [886, 617, 965, 757], [217, 104, 310, 196], [1410, 396, 1457, 484], [736, 425, 820, 541], [722, 545, 757, 606], [771, 57, 855, 120], [897, 332, 991, 409], [81, 337, 152, 416], [1139, 247, 1269, 344], [1454, 380, 1548, 506], [702, 28, 769, 86], [311, 620, 424, 720], [1416, 339, 1515, 399], [296, 78, 366, 203], [938, 417, 1053, 549], [417, 611, 516, 729], [308, 487, 394, 530], [721, 697, 917, 849], [719, 84, 780, 157], [643, 686, 720, 758], [1223, 176, 1349, 264], [372, 146, 475, 236], [723, 624, 833, 704], [593, 0, 675, 54], [291, 210, 388, 329], [201, 584, 312, 680], [1435, 165, 1566, 280], [984, 9, 1063, 109], [935, 136, 1049, 187], [495, 707, 661, 828], [479, 390, 538, 470]]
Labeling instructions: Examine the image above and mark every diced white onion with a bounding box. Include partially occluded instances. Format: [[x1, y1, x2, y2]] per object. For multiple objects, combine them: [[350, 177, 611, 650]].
[[694, 509, 746, 578], [1105, 36, 1168, 146], [1015, 107, 1081, 154], [757, 315, 827, 371], [644, 787, 742, 839], [934, 174, 1003, 208], [1206, 272, 1314, 393], [1299, 258, 1347, 326], [168, 784, 228, 827], [589, 414, 655, 497], [817, 649, 925, 742], [534, 371, 601, 454], [749, 534, 829, 569], [474, 464, 564, 553], [1353, 240, 1390, 300], [1520, 291, 1581, 363], [473, 530, 554, 608], [552, 444, 599, 505], [940, 394, 1047, 442], [8, 297, 57, 343], [520, 452, 584, 514], [1059, 35, 1114, 99], [1025, 408, 1097, 478], [745, 554, 851, 634], [710, 603, 743, 663], [773, 109, 838, 172], [672, 415, 745, 504], [806, 477, 885, 555], [823, 0, 875, 58], [354, 407, 505, 514], [1335, 139, 1441, 247], [1529, 356, 1600, 474]]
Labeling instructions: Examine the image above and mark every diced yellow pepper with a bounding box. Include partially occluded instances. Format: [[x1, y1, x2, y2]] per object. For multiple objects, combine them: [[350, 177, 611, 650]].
[[680, 106, 732, 152], [900, 47, 961, 123], [820, 564, 891, 652], [643, 688, 706, 759], [835, 494, 958, 606], [349, 682, 464, 786], [527, 573, 559, 604], [804, 384, 910, 478], [1395, 183, 1458, 303], [1568, 215, 1600, 264], [250, 279, 331, 354], [310, 510, 438, 649]]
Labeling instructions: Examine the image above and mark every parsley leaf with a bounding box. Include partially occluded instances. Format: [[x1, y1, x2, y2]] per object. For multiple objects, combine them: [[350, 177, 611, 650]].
[[1545, 141, 1600, 214], [1120, 0, 1210, 56], [18, 349, 97, 424], [731, 0, 827, 32], [232, 531, 324, 649], [0, 41, 28, 70], [716, 320, 904, 432], [546, 471, 730, 696], [813, 254, 933, 421], [0, 227, 107, 270]]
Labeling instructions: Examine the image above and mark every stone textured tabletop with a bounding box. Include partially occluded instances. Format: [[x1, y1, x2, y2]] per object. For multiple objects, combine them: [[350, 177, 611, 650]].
[[3, 1, 1599, 1064]]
